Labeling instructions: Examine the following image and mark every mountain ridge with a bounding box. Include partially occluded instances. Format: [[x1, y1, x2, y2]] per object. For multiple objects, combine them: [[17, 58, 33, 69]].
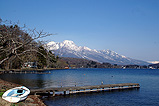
[[46, 40, 149, 65]]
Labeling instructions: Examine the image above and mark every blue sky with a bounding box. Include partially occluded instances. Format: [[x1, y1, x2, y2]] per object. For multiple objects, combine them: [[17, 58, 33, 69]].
[[1, 0, 159, 61]]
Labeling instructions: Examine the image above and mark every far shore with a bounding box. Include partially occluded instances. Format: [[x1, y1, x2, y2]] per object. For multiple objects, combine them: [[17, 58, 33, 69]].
[[0, 67, 64, 73]]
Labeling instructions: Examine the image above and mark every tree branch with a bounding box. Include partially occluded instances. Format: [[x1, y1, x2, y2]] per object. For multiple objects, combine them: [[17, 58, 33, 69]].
[[0, 57, 9, 64]]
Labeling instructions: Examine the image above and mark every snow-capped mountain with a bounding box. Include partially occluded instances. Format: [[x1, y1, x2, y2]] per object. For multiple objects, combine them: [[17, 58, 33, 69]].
[[147, 61, 159, 64], [46, 40, 149, 65]]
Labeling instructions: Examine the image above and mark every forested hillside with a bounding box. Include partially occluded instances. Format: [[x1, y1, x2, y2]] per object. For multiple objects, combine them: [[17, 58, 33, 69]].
[[60, 57, 115, 68]]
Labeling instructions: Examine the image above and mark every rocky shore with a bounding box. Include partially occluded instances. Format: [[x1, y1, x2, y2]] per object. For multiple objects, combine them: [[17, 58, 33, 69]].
[[0, 78, 46, 106]]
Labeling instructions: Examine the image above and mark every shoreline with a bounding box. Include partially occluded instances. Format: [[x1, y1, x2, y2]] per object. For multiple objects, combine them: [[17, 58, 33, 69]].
[[0, 78, 46, 106], [0, 68, 58, 72], [0, 68, 66, 75]]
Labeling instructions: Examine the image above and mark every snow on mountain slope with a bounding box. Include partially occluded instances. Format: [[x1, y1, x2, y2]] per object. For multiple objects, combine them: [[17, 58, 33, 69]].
[[46, 40, 149, 65], [147, 61, 159, 64]]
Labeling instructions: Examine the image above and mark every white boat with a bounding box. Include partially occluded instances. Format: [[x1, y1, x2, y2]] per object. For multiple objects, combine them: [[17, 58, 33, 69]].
[[2, 86, 30, 103]]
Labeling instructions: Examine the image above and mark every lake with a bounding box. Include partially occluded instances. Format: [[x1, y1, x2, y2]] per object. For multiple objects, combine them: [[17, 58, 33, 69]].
[[0, 68, 159, 106]]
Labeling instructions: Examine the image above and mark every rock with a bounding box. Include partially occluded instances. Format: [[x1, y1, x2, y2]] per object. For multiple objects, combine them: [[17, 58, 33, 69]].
[[25, 97, 34, 103], [25, 103, 38, 106]]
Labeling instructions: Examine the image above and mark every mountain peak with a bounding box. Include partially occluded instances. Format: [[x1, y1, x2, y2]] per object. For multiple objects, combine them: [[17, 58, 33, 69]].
[[83, 46, 92, 51], [63, 40, 75, 45], [46, 40, 149, 65], [47, 41, 59, 50], [47, 41, 56, 45]]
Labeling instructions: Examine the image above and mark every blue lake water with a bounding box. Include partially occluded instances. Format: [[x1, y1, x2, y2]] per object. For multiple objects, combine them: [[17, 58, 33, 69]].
[[0, 68, 159, 106]]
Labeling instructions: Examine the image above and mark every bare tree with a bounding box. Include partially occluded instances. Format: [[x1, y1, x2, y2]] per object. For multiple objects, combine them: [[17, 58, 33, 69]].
[[0, 19, 55, 70]]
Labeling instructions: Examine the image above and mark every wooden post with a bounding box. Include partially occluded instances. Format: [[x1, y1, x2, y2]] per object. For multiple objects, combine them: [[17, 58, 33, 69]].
[[53, 91, 55, 97], [64, 91, 66, 95], [90, 89, 92, 93], [96, 88, 99, 92], [102, 88, 104, 92]]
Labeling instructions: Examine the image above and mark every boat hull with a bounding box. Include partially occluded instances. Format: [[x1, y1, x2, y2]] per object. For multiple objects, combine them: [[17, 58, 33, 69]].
[[2, 86, 30, 103]]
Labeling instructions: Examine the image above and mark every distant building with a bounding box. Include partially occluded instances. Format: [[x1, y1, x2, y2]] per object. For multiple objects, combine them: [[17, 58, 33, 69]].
[[23, 62, 37, 68], [148, 63, 159, 69]]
